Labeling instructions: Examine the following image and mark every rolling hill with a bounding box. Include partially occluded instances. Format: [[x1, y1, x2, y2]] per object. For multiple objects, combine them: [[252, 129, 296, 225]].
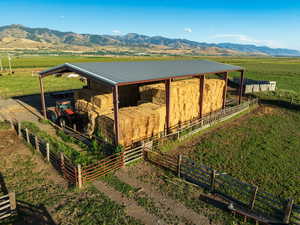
[[0, 24, 299, 56]]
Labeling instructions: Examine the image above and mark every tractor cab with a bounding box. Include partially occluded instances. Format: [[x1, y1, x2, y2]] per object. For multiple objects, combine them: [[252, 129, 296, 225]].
[[56, 100, 74, 116]]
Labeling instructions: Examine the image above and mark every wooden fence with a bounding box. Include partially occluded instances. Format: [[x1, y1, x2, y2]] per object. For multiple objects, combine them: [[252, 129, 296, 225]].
[[144, 150, 299, 225], [10, 99, 257, 189], [14, 122, 144, 188], [0, 192, 16, 220], [150, 98, 258, 147]]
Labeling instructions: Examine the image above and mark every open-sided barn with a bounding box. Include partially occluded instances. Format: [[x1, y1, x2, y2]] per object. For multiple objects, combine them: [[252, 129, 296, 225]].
[[39, 60, 244, 146]]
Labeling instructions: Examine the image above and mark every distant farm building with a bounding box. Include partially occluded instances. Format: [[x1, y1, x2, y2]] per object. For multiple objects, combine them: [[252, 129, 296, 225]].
[[39, 60, 244, 147]]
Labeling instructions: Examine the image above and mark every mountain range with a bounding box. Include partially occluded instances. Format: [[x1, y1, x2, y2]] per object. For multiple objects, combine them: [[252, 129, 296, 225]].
[[0, 24, 299, 56]]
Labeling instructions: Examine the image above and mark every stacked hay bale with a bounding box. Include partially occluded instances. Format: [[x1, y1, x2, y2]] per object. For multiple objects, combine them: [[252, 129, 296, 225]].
[[74, 88, 113, 135], [74, 78, 225, 146], [96, 103, 166, 146], [139, 78, 225, 127], [202, 79, 226, 114]]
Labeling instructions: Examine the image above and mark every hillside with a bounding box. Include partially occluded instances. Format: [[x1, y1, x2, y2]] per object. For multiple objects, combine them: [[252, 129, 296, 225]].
[[0, 24, 300, 56]]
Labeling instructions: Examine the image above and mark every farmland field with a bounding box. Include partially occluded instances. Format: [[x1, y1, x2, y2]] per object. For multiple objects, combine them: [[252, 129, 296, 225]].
[[0, 56, 300, 97], [171, 103, 300, 203], [0, 55, 300, 224]]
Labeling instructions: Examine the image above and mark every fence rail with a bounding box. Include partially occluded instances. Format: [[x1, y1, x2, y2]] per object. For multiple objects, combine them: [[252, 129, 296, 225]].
[[10, 99, 258, 189], [14, 121, 144, 187], [144, 149, 298, 224], [0, 193, 16, 220], [16, 123, 78, 185], [149, 98, 258, 147]]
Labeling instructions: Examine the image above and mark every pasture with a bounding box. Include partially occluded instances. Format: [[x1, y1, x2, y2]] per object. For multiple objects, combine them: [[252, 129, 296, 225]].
[[0, 55, 299, 224], [0, 55, 300, 97]]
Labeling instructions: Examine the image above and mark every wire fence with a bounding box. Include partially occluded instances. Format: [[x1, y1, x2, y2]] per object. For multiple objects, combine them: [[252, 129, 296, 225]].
[[144, 149, 299, 225]]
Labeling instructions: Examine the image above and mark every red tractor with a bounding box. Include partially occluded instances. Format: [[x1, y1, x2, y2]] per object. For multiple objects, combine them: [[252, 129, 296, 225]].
[[47, 100, 78, 128]]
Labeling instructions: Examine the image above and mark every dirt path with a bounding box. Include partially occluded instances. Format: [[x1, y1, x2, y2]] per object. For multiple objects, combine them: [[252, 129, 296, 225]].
[[93, 180, 164, 225], [115, 168, 211, 225]]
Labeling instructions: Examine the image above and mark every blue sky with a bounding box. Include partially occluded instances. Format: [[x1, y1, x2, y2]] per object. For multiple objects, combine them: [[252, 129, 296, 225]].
[[1, 0, 300, 50]]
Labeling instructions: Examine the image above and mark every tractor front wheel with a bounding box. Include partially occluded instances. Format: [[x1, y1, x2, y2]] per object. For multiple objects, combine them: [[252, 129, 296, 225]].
[[58, 117, 67, 128]]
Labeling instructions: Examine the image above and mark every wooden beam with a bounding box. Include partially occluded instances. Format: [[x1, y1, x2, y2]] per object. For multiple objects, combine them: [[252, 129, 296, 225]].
[[199, 75, 205, 118], [165, 79, 171, 133], [39, 76, 47, 119], [222, 72, 228, 109], [113, 85, 120, 146], [238, 70, 244, 104]]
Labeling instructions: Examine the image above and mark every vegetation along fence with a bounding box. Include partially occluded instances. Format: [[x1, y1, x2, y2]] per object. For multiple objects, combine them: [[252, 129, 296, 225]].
[[0, 193, 16, 220], [144, 149, 300, 225], [142, 98, 259, 147], [9, 99, 257, 188], [13, 121, 144, 188]]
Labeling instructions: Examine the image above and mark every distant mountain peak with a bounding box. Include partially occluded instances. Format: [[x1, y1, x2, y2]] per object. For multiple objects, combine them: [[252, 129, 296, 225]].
[[0, 24, 299, 56]]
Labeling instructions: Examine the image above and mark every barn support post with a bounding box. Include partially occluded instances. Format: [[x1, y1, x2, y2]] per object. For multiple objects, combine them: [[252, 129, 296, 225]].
[[199, 75, 205, 118], [165, 79, 171, 134], [113, 85, 120, 146], [238, 70, 244, 104], [39, 75, 47, 119], [222, 72, 228, 109]]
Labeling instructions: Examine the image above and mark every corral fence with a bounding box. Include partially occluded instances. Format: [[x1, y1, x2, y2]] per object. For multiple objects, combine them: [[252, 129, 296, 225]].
[[6, 99, 257, 189], [6, 99, 258, 189], [10, 121, 144, 188], [144, 149, 299, 225], [147, 98, 258, 147], [0, 192, 16, 220]]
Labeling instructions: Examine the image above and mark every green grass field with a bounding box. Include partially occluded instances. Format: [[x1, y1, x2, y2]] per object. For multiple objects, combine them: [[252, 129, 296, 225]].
[[0, 129, 142, 225], [1, 56, 300, 97], [185, 104, 300, 203]]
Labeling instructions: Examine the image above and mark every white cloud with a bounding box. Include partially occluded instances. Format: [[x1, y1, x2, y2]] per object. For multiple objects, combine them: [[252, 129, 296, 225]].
[[60, 15, 65, 19], [184, 28, 192, 33], [112, 30, 122, 35], [211, 34, 281, 48]]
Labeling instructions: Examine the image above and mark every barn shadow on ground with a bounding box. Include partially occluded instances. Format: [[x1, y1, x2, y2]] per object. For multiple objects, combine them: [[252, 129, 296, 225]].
[[0, 172, 8, 194], [259, 99, 300, 111], [9, 201, 57, 225], [13, 93, 57, 111]]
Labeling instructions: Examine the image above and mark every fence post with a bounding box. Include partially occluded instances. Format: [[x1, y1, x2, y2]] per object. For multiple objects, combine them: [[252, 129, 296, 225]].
[[249, 185, 258, 210], [283, 198, 294, 224], [46, 143, 50, 162], [77, 164, 83, 189], [34, 136, 39, 151], [9, 120, 14, 129], [25, 128, 30, 143], [122, 151, 125, 167], [8, 192, 16, 211], [73, 123, 77, 131], [18, 122, 21, 138], [210, 169, 216, 192], [60, 152, 65, 177], [177, 155, 182, 178]]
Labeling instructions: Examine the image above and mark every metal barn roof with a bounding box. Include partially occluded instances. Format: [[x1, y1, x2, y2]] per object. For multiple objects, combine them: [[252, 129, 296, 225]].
[[40, 60, 243, 86]]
